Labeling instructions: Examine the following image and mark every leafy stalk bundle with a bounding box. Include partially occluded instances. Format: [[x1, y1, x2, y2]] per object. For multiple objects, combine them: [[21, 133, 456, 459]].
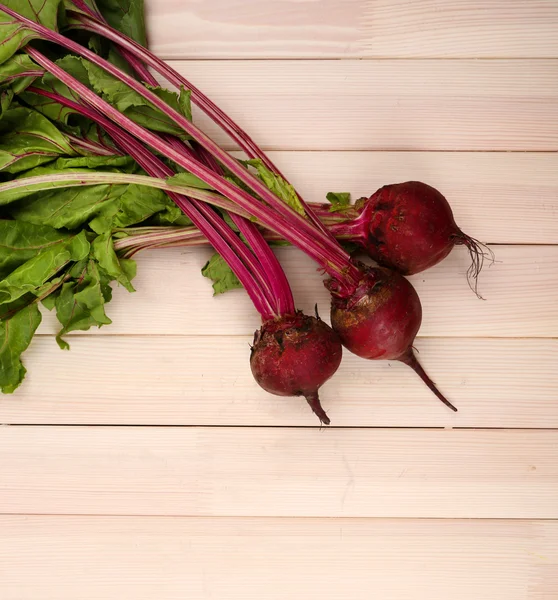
[[0, 0, 465, 417], [0, 0, 349, 420]]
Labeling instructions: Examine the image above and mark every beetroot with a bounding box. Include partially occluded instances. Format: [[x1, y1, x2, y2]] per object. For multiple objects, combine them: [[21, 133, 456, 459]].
[[330, 181, 491, 296], [250, 312, 343, 424], [328, 266, 457, 412]]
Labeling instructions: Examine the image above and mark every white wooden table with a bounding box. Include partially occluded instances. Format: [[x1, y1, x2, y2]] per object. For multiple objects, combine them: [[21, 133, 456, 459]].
[[1, 1, 557, 598]]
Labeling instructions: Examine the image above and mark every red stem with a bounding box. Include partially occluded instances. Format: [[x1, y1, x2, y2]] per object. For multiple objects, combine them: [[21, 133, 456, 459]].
[[191, 142, 294, 315], [20, 42, 356, 286], [26, 85, 277, 319], [0, 3, 352, 276], [68, 5, 336, 244], [65, 132, 122, 156], [30, 57, 295, 315]]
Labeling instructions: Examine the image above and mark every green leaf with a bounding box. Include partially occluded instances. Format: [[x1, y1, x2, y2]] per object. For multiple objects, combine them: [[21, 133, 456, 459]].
[[178, 87, 192, 122], [89, 183, 174, 232], [25, 53, 193, 137], [0, 106, 75, 174], [0, 54, 43, 94], [6, 164, 188, 232], [222, 211, 239, 233], [19, 55, 91, 126], [0, 168, 105, 207], [0, 300, 42, 393], [54, 258, 112, 349], [326, 191, 351, 211], [98, 269, 113, 304], [49, 154, 135, 170], [0, 0, 63, 66], [0, 219, 69, 279], [106, 44, 136, 74], [119, 256, 136, 282], [88, 32, 104, 55], [40, 291, 58, 311], [107, 173, 203, 233], [10, 179, 129, 230], [70, 121, 121, 155], [145, 207, 192, 227], [0, 88, 13, 118], [0, 230, 90, 306], [95, 0, 147, 46], [5, 155, 137, 227], [201, 252, 242, 296], [80, 59, 192, 137], [167, 171, 214, 190], [63, 0, 99, 16], [92, 231, 135, 292], [16, 154, 135, 175], [34, 273, 67, 302], [244, 158, 305, 216]]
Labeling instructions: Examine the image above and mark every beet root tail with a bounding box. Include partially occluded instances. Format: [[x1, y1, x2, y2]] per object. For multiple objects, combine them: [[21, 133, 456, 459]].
[[398, 349, 458, 412], [305, 392, 331, 425], [453, 231, 495, 299]]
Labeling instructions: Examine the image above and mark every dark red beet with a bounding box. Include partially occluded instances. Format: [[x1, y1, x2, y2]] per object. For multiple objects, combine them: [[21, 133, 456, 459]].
[[250, 311, 342, 425], [328, 266, 457, 412], [334, 181, 491, 297]]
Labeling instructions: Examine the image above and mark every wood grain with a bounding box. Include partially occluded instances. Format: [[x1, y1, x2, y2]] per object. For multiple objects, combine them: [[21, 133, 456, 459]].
[[227, 151, 558, 245], [1, 428, 556, 518], [36, 245, 558, 338], [153, 60, 558, 151], [1, 338, 556, 428], [1, 2, 556, 598], [0, 516, 556, 599], [145, 0, 558, 59]]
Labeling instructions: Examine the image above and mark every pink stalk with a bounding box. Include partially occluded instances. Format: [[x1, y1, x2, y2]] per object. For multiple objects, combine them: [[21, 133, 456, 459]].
[[0, 172, 252, 215], [106, 39, 295, 316], [116, 140, 280, 316], [26, 86, 279, 319], [112, 226, 287, 256], [67, 2, 336, 243], [65, 132, 122, 156], [0, 3, 349, 273], [191, 142, 294, 316], [21, 45, 358, 292], [28, 84, 295, 315], [114, 227, 207, 257], [1, 68, 44, 82]]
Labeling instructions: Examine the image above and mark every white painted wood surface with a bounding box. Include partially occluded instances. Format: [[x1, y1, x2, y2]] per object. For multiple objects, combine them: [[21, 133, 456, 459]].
[[1, 517, 556, 600], [1, 1, 557, 599], [145, 0, 558, 59], [157, 60, 558, 151], [1, 337, 556, 427], [1, 428, 556, 518], [35, 245, 558, 337]]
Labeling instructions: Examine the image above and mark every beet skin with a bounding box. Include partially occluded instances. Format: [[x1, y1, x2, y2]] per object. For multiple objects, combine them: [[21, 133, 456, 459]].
[[328, 266, 457, 412], [330, 266, 421, 361], [332, 181, 490, 296], [358, 181, 457, 275], [250, 311, 342, 424]]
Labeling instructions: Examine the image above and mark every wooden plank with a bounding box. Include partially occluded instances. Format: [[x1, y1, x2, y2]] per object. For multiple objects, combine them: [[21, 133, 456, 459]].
[[0, 516, 556, 600], [145, 0, 558, 59], [1, 338, 556, 428], [0, 428, 556, 518], [230, 151, 557, 245], [154, 60, 558, 151], [36, 245, 558, 338]]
